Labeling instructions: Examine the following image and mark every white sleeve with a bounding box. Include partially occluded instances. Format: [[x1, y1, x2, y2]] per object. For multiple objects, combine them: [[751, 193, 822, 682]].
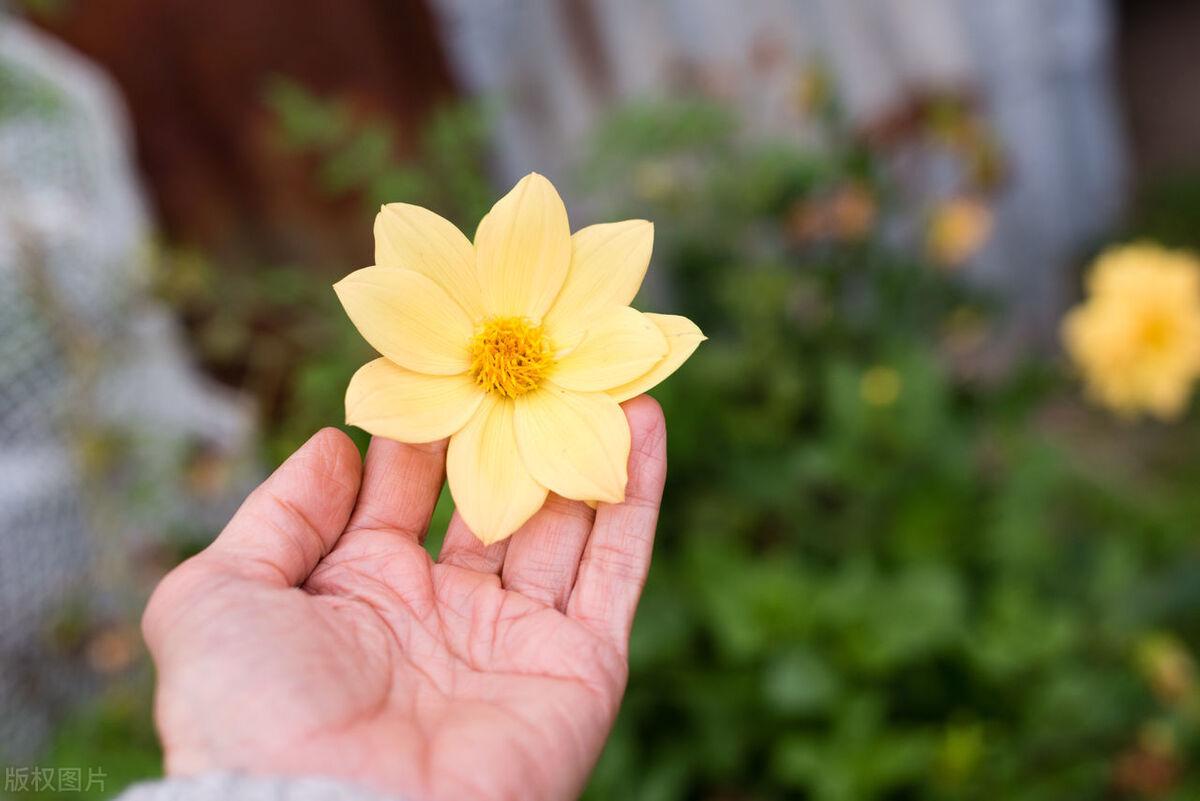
[[113, 774, 407, 801]]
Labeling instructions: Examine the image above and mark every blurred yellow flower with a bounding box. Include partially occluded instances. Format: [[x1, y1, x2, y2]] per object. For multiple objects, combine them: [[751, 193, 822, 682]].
[[926, 197, 993, 268], [1136, 633, 1196, 705], [860, 365, 902, 408], [1062, 244, 1200, 421], [633, 159, 677, 202], [793, 63, 831, 115], [335, 173, 705, 543]]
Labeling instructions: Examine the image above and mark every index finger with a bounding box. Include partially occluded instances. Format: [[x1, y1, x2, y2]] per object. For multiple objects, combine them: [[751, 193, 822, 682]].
[[565, 395, 667, 653]]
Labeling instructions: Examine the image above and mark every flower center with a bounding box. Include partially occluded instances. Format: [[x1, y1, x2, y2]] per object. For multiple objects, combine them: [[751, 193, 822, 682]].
[[1138, 313, 1175, 353], [468, 316, 555, 398]]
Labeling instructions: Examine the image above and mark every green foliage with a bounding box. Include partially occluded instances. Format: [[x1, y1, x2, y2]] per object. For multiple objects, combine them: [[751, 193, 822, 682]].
[[10, 684, 160, 800], [264, 77, 495, 230], [572, 100, 1200, 800], [1126, 171, 1200, 252]]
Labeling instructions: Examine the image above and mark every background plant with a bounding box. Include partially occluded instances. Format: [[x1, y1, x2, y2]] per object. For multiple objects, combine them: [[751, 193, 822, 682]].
[[20, 82, 1200, 801]]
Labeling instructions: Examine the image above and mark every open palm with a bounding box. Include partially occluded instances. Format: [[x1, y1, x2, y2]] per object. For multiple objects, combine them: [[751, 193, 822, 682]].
[[142, 397, 667, 801]]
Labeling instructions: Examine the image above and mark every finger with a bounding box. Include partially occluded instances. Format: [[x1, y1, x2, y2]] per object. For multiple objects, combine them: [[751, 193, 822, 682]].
[[437, 510, 509, 574], [567, 395, 666, 652], [344, 436, 447, 543], [204, 427, 363, 586], [501, 494, 594, 610]]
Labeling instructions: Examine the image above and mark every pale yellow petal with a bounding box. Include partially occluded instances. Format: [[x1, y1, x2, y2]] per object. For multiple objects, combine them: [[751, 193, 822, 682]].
[[447, 395, 549, 544], [551, 306, 667, 392], [374, 203, 485, 322], [474, 173, 571, 320], [334, 267, 473, 375], [345, 358, 484, 443], [544, 220, 653, 338], [514, 385, 630, 503], [607, 313, 706, 402]]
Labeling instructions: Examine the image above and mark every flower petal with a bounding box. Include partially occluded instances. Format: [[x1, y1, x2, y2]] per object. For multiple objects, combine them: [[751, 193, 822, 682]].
[[345, 358, 484, 443], [544, 220, 654, 339], [514, 385, 630, 503], [447, 395, 549, 544], [607, 313, 706, 402], [375, 203, 485, 322], [334, 267, 474, 375], [474, 173, 571, 321], [551, 306, 668, 392]]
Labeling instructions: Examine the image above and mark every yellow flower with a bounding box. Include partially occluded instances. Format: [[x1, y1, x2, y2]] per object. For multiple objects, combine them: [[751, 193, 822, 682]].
[[1062, 243, 1200, 420], [925, 197, 993, 268], [859, 366, 901, 408], [334, 173, 705, 543], [1136, 633, 1196, 705]]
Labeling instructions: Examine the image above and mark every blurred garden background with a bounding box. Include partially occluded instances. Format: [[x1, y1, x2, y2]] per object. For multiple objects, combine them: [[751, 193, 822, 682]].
[[5, 1, 1200, 799]]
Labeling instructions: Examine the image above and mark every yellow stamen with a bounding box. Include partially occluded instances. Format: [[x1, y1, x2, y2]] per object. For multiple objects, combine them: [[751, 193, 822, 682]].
[[468, 316, 555, 398]]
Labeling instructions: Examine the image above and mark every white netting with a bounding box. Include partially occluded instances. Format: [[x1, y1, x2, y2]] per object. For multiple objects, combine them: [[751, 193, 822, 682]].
[[0, 17, 258, 762]]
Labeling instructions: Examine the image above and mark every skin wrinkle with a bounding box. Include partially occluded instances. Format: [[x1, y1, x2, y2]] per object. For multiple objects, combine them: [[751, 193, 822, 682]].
[[507, 561, 569, 603], [440, 546, 505, 573], [348, 440, 449, 542], [474, 579, 512, 673], [611, 491, 660, 512], [385, 590, 457, 697], [439, 514, 510, 573], [245, 557, 295, 590], [477, 698, 559, 788], [308, 563, 458, 712], [543, 492, 596, 524], [288, 597, 393, 746], [421, 567, 613, 786], [204, 543, 296, 588], [627, 411, 667, 476], [261, 491, 330, 566], [379, 551, 439, 619], [412, 592, 571, 801], [419, 691, 538, 800], [151, 560, 243, 620], [290, 434, 364, 499], [576, 540, 645, 584], [501, 495, 593, 610], [347, 511, 433, 543], [311, 549, 440, 640], [313, 430, 365, 496], [496, 605, 585, 681], [163, 587, 296, 764]]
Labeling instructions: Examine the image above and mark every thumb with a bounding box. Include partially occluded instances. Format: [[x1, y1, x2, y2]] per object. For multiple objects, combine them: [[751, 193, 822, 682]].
[[202, 427, 363, 586]]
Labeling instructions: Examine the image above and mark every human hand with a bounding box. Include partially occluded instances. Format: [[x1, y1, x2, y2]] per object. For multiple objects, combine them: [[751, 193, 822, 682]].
[[141, 396, 667, 801]]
